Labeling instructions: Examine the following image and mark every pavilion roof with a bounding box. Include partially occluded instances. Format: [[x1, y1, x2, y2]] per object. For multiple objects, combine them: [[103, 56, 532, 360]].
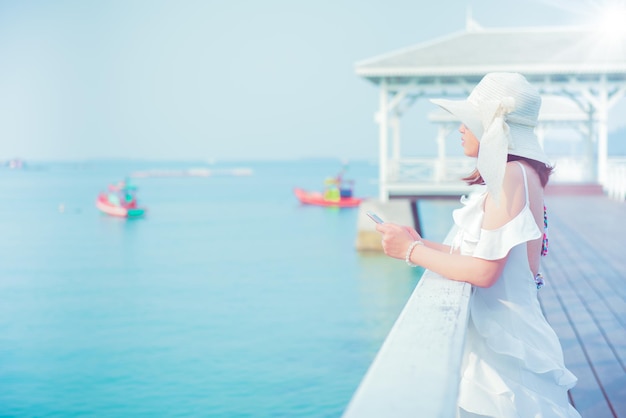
[[355, 25, 626, 84]]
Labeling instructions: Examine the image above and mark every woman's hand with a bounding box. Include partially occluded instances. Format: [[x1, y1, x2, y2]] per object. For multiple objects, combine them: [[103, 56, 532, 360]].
[[403, 226, 421, 241], [375, 222, 419, 260]]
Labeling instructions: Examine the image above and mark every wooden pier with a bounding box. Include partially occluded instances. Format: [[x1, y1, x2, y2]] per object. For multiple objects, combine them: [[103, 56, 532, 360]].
[[540, 195, 626, 417], [346, 192, 625, 417]]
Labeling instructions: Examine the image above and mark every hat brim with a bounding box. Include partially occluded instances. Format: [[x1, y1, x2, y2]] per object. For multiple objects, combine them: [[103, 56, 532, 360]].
[[507, 125, 551, 166], [430, 98, 551, 166], [430, 98, 484, 139]]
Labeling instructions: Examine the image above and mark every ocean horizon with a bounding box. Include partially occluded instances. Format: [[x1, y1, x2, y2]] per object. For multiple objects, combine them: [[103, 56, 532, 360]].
[[0, 159, 457, 417]]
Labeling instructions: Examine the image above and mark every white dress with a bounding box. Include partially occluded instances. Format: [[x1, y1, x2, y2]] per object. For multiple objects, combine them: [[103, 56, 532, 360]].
[[452, 163, 580, 418]]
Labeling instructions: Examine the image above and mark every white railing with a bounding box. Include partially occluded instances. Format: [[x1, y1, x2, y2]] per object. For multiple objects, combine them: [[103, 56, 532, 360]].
[[606, 158, 626, 202], [387, 158, 476, 184], [382, 158, 476, 199], [549, 157, 593, 183], [342, 228, 471, 418]]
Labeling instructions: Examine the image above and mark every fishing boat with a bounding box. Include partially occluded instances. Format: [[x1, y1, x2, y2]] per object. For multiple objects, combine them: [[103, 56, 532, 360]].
[[293, 187, 363, 208], [294, 163, 365, 208], [96, 180, 146, 218]]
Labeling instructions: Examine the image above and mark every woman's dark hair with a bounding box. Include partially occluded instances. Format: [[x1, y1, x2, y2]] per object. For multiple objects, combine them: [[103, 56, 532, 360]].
[[462, 155, 554, 187]]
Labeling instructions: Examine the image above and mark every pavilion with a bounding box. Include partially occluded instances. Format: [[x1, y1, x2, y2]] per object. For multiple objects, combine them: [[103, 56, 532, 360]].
[[355, 19, 626, 201]]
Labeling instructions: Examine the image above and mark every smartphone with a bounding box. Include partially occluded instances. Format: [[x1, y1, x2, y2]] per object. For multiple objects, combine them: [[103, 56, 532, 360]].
[[366, 211, 384, 224]]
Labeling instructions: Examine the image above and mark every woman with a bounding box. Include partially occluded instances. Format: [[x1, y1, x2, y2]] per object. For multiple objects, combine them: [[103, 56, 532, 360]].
[[375, 73, 580, 417]]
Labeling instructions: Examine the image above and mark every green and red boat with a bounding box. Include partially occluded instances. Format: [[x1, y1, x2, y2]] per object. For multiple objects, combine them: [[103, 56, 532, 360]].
[[96, 180, 147, 218]]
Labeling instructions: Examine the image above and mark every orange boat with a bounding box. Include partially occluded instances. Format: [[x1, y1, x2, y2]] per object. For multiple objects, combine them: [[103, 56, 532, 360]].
[[295, 163, 364, 207], [293, 188, 363, 208]]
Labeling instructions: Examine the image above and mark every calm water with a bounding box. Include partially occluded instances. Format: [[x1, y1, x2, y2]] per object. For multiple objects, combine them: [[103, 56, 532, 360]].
[[0, 159, 457, 417]]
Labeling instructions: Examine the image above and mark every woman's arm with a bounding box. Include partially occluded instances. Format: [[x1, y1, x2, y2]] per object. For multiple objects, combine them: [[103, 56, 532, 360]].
[[421, 239, 453, 253], [410, 244, 505, 287], [376, 222, 505, 287], [376, 163, 529, 288], [399, 225, 452, 253]]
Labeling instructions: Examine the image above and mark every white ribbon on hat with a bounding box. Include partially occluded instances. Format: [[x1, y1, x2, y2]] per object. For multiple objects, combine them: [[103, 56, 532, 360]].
[[476, 96, 516, 206]]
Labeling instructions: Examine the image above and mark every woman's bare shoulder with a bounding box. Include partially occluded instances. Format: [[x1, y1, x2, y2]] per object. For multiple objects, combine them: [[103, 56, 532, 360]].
[[482, 162, 529, 228], [503, 161, 542, 190]]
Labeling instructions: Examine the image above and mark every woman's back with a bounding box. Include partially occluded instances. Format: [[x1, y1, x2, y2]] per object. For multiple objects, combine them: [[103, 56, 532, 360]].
[[482, 161, 545, 276]]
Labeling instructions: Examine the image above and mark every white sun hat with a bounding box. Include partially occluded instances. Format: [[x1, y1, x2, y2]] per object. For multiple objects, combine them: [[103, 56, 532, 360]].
[[430, 72, 550, 203]]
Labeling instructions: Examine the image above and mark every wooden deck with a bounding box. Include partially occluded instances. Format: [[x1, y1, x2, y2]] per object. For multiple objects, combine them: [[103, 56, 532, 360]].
[[540, 195, 626, 417]]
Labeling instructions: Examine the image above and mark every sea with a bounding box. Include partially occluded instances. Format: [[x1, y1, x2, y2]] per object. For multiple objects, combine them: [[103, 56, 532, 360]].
[[0, 159, 458, 418]]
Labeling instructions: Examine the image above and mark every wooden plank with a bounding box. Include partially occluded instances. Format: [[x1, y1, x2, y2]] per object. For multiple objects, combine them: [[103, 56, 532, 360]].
[[551, 239, 626, 371], [541, 196, 626, 417], [552, 238, 626, 416], [548, 204, 626, 370], [545, 197, 626, 274], [539, 268, 613, 417]]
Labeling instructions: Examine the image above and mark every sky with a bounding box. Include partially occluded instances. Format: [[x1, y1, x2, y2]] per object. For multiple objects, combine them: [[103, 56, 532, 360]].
[[1, 0, 625, 161]]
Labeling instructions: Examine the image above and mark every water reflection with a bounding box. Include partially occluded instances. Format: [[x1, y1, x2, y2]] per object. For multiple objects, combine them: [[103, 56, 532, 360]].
[[354, 253, 423, 344], [416, 198, 458, 243], [353, 198, 459, 344]]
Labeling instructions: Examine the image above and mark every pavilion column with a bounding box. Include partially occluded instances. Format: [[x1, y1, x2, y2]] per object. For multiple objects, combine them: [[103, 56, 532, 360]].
[[391, 115, 401, 160], [435, 125, 451, 182], [596, 77, 609, 186], [586, 108, 597, 182], [378, 79, 389, 202]]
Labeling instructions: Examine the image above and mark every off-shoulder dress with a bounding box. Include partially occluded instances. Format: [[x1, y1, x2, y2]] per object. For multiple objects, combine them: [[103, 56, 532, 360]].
[[452, 162, 580, 417]]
